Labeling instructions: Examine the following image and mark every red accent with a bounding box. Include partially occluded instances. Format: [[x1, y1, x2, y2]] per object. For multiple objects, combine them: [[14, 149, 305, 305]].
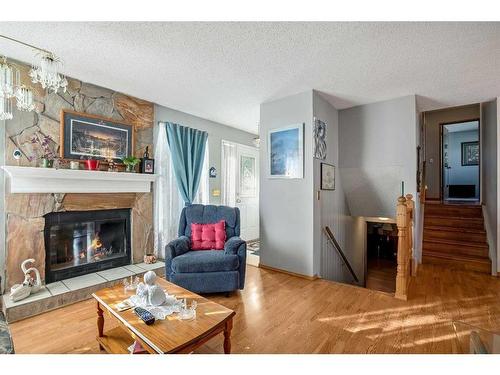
[[85, 159, 100, 170], [191, 220, 226, 250]]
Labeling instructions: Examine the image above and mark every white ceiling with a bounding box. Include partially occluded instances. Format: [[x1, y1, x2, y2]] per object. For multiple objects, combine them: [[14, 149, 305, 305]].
[[0, 22, 499, 134]]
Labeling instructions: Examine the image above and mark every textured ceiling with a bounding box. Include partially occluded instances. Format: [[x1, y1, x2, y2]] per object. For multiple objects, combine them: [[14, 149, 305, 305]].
[[0, 22, 499, 133]]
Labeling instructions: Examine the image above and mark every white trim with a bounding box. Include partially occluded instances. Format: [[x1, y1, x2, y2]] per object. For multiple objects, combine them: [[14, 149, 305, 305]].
[[2, 166, 157, 194]]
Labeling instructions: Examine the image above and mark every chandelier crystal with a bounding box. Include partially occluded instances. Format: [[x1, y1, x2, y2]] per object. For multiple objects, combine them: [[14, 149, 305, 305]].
[[15, 85, 36, 112], [29, 52, 68, 93], [0, 56, 19, 99], [0, 96, 13, 120]]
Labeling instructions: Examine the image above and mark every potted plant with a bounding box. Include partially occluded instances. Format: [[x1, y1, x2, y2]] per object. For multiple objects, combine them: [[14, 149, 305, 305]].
[[85, 150, 100, 171], [29, 134, 57, 168], [122, 156, 140, 172]]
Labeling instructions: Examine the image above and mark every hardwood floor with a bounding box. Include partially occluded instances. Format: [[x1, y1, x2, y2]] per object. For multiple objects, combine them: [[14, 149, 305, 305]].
[[366, 258, 397, 294], [9, 263, 500, 353]]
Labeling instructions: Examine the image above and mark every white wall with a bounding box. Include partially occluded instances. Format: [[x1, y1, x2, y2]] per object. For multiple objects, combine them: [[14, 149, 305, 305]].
[[481, 99, 498, 274], [154, 105, 256, 205], [313, 91, 362, 284], [338, 95, 418, 218], [259, 91, 315, 277]]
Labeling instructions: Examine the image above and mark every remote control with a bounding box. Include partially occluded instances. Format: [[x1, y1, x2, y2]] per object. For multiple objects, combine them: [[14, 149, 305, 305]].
[[134, 307, 155, 325]]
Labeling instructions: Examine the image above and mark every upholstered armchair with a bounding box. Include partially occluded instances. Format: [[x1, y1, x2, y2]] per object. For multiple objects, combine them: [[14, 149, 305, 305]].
[[165, 204, 247, 294]]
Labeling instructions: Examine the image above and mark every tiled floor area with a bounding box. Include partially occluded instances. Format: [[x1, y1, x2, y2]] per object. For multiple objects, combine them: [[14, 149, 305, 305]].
[[2, 262, 165, 310]]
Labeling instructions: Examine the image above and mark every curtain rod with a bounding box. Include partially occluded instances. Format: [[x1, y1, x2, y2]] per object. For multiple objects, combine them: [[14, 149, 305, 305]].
[[0, 34, 51, 54]]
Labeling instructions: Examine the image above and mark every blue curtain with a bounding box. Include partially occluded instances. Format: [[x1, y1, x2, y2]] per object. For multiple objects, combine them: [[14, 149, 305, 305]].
[[165, 122, 208, 205]]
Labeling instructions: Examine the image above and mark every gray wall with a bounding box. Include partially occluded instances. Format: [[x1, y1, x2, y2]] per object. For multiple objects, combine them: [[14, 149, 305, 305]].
[[444, 129, 479, 199], [481, 99, 498, 274], [338, 95, 418, 218], [154, 105, 256, 205], [259, 91, 315, 277], [313, 92, 362, 284]]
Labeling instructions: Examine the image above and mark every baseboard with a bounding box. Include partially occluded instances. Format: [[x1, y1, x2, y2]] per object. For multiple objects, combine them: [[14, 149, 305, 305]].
[[258, 264, 318, 281]]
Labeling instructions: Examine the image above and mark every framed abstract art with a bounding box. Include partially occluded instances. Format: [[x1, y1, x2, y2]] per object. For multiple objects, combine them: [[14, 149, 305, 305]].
[[268, 124, 304, 179]]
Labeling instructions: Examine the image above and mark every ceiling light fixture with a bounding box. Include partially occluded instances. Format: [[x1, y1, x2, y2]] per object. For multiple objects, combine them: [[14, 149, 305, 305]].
[[29, 51, 68, 93], [15, 85, 36, 112], [0, 34, 68, 121], [0, 56, 19, 98], [0, 95, 13, 120]]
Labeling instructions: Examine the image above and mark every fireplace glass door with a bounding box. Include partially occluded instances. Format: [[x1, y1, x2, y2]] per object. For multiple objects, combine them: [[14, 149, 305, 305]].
[[44, 209, 131, 282]]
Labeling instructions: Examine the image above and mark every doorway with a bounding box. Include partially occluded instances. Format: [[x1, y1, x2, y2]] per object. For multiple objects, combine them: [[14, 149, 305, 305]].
[[365, 221, 398, 294], [221, 140, 260, 266], [441, 120, 480, 201]]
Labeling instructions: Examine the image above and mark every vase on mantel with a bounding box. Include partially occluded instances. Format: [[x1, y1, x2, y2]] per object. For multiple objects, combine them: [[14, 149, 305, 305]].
[[85, 159, 100, 171], [40, 158, 53, 168]]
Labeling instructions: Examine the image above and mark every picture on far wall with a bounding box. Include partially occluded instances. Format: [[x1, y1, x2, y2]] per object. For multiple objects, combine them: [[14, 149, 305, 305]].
[[320, 162, 335, 190], [60, 110, 134, 162], [313, 117, 327, 159], [461, 141, 479, 166], [268, 124, 304, 179]]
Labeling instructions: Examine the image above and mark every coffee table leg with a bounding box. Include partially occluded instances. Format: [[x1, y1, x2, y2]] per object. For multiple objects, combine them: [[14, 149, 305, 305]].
[[223, 318, 233, 354], [97, 301, 104, 350]]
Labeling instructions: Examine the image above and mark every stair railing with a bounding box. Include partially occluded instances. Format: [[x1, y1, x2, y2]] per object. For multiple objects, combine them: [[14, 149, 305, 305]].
[[395, 193, 415, 300], [323, 226, 359, 283]]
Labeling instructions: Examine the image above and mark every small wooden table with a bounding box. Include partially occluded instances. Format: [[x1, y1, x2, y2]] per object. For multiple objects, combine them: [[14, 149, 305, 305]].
[[92, 277, 235, 354]]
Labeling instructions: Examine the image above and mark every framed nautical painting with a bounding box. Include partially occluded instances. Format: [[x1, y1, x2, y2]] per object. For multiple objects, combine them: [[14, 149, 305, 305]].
[[60, 110, 134, 162], [268, 124, 304, 179]]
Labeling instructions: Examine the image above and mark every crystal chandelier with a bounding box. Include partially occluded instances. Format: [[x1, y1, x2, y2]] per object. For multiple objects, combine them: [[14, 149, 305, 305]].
[[0, 96, 13, 120], [29, 51, 68, 93], [0, 56, 19, 98], [15, 85, 36, 112]]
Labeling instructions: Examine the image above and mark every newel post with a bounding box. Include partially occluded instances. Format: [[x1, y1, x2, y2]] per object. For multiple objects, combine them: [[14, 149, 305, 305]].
[[405, 194, 416, 276], [395, 195, 408, 300]]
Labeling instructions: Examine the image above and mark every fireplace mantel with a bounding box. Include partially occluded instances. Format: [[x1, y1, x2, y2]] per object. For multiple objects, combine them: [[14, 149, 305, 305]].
[[1, 166, 157, 193]]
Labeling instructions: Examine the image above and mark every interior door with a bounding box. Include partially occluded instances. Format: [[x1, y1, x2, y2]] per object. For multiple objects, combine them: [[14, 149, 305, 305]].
[[235, 145, 259, 241]]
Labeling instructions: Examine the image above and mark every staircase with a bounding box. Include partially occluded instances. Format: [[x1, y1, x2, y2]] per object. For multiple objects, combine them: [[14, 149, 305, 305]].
[[422, 203, 491, 273]]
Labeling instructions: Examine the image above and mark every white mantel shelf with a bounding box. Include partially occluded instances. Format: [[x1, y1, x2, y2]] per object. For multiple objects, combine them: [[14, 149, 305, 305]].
[[1, 166, 158, 194]]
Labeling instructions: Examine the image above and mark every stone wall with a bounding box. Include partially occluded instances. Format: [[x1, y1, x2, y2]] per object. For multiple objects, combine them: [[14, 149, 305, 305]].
[[3, 59, 155, 290]]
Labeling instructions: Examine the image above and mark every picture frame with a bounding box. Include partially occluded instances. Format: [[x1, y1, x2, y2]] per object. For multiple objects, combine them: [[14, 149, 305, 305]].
[[320, 162, 335, 190], [268, 123, 304, 179], [141, 158, 155, 174], [461, 141, 479, 166], [60, 110, 134, 163]]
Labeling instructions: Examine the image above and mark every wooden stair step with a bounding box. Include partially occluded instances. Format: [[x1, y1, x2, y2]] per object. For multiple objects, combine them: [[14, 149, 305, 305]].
[[425, 209, 482, 219], [424, 216, 484, 229], [423, 228, 487, 244], [423, 239, 489, 257], [422, 251, 491, 274], [423, 225, 485, 234]]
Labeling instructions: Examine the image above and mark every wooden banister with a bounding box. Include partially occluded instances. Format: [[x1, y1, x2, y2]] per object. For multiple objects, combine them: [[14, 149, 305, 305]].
[[323, 226, 359, 283], [395, 193, 415, 300]]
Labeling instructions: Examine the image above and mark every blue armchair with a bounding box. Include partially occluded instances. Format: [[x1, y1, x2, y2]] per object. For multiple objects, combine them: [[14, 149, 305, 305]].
[[165, 204, 247, 294]]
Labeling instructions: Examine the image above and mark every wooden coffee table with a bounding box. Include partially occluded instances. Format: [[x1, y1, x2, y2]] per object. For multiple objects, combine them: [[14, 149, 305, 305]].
[[92, 277, 235, 354]]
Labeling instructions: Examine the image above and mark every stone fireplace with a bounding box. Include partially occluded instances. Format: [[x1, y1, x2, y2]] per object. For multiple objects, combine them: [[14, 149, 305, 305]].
[[1, 57, 155, 293], [44, 209, 131, 283], [4, 192, 153, 290]]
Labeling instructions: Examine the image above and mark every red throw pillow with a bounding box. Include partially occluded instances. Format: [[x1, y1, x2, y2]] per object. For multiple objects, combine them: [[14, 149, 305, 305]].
[[190, 220, 226, 250]]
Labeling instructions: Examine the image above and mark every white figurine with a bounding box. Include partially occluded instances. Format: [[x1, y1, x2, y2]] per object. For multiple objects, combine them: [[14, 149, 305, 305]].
[[10, 259, 42, 302], [135, 271, 166, 306]]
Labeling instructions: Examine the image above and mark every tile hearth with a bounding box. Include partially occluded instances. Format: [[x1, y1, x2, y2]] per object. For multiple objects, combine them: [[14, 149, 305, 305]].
[[1, 262, 164, 322]]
